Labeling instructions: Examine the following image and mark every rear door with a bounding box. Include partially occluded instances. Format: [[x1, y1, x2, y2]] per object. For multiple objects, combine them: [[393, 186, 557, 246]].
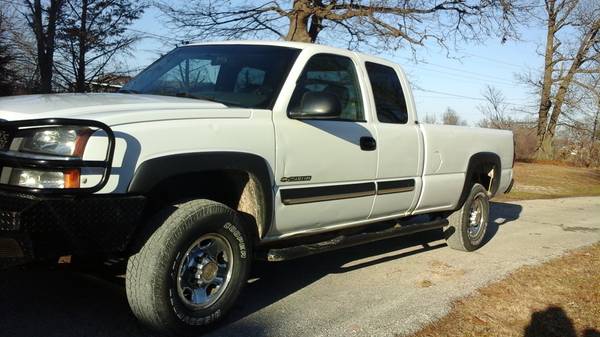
[[270, 51, 378, 237], [363, 61, 423, 218]]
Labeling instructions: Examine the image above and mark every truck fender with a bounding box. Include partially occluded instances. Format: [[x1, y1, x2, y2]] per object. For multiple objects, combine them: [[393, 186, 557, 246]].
[[455, 152, 501, 210], [127, 152, 274, 238]]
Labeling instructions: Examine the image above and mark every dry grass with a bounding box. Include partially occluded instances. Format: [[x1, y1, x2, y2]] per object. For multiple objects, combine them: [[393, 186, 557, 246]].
[[410, 244, 600, 337], [496, 162, 600, 201]]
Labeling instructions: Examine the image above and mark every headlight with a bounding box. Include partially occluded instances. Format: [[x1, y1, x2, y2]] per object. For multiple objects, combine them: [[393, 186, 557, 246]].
[[0, 118, 114, 192], [4, 126, 91, 189], [7, 168, 81, 189], [5, 167, 81, 189], [16, 127, 92, 157]]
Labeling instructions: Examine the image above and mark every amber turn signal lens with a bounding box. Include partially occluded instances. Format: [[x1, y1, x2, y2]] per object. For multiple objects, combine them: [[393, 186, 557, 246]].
[[63, 169, 80, 188]]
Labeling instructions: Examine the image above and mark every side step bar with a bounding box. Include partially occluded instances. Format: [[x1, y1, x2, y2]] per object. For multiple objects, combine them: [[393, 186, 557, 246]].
[[266, 218, 449, 262]]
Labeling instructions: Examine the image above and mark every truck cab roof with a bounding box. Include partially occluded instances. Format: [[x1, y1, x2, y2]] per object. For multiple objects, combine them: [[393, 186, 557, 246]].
[[186, 40, 401, 72]]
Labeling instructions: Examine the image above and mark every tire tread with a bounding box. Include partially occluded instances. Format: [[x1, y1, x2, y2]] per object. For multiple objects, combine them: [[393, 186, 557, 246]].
[[445, 183, 489, 252], [126, 200, 241, 335]]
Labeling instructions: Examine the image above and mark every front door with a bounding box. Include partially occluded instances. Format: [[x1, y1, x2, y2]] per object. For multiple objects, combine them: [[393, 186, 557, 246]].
[[270, 52, 378, 237]]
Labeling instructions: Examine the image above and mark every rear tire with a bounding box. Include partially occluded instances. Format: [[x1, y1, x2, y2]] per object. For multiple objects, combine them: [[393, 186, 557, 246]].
[[125, 199, 252, 336], [444, 183, 490, 251]]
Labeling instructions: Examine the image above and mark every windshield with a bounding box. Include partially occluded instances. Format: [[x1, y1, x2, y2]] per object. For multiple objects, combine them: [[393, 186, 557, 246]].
[[120, 45, 300, 109]]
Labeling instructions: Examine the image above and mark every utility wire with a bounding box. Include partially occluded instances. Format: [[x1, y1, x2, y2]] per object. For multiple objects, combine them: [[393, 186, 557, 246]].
[[401, 59, 518, 84], [415, 95, 534, 108], [414, 88, 534, 108], [461, 52, 525, 69], [403, 66, 517, 87]]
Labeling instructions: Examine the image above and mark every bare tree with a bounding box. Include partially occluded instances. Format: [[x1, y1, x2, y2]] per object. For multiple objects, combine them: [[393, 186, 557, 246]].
[[9, 29, 41, 93], [1, 3, 41, 95], [571, 73, 600, 143], [531, 0, 600, 159], [158, 0, 529, 50], [477, 85, 514, 129], [423, 113, 437, 124], [53, 0, 145, 92], [22, 0, 65, 93], [442, 107, 467, 126], [0, 8, 15, 95]]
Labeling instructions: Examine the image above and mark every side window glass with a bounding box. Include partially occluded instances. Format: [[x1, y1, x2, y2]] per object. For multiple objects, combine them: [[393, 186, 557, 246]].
[[289, 54, 364, 121], [365, 62, 408, 124]]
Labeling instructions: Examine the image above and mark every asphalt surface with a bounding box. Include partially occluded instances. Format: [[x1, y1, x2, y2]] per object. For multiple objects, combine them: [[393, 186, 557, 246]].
[[1, 197, 599, 337]]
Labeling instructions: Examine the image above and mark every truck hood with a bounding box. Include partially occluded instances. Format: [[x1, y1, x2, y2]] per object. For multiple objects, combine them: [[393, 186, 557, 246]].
[[0, 93, 251, 125]]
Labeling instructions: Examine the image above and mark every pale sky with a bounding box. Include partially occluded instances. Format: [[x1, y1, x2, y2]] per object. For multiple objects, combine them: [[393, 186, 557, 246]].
[[126, 7, 545, 125]]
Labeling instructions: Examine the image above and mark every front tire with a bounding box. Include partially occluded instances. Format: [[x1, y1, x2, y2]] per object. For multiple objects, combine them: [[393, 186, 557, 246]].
[[444, 183, 490, 251], [125, 200, 252, 336]]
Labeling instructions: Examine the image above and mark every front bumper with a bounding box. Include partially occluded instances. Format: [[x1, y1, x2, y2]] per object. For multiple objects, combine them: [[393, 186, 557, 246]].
[[0, 190, 145, 268]]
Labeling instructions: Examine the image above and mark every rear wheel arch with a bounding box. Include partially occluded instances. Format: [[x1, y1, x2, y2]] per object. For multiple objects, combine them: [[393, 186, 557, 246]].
[[455, 152, 501, 210], [128, 152, 274, 246]]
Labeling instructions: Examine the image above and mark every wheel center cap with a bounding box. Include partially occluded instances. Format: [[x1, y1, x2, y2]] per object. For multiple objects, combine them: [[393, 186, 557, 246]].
[[200, 262, 219, 283]]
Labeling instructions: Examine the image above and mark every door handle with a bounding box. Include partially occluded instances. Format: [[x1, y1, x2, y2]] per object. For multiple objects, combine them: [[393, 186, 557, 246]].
[[360, 137, 377, 151]]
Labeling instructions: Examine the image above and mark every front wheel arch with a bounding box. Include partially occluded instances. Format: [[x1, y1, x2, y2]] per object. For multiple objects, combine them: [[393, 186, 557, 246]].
[[127, 152, 274, 246]]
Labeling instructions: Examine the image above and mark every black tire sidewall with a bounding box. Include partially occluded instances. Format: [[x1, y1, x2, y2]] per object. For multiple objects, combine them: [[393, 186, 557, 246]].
[[459, 184, 490, 251], [159, 204, 251, 333]]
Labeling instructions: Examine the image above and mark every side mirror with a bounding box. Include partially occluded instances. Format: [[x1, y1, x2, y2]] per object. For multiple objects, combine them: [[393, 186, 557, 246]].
[[290, 92, 342, 120]]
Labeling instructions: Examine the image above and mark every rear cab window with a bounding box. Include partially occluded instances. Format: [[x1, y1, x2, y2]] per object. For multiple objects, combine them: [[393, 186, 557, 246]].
[[365, 62, 409, 124]]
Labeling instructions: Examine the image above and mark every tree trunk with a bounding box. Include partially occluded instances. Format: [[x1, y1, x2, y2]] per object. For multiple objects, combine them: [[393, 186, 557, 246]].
[[534, 0, 557, 160], [538, 135, 554, 160], [31, 0, 62, 93], [33, 0, 50, 93], [285, 0, 312, 42], [307, 14, 322, 42], [592, 98, 599, 143], [75, 0, 88, 92]]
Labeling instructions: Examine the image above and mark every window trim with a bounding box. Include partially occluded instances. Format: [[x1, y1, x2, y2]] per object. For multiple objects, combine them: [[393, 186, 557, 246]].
[[286, 53, 367, 123], [364, 61, 410, 125]]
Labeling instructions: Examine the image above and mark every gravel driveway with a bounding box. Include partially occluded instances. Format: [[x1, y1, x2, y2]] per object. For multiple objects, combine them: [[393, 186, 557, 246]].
[[1, 197, 599, 337]]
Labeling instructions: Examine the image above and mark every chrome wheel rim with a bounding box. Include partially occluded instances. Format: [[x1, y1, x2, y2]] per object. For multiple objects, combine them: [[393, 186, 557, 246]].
[[176, 232, 234, 309], [467, 194, 488, 244]]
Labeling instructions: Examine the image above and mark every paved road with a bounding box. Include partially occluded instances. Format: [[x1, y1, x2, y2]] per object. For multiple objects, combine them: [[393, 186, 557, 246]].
[[1, 197, 599, 337]]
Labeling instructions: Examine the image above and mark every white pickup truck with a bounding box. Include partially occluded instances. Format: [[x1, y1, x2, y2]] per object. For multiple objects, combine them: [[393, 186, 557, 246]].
[[0, 41, 514, 335]]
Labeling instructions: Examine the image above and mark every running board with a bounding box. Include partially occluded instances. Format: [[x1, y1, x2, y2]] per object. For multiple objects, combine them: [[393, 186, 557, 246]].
[[266, 218, 448, 262]]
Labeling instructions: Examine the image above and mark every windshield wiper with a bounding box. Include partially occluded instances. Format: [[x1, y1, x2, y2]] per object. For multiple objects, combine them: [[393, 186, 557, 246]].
[[118, 89, 140, 94], [175, 92, 247, 108], [175, 92, 218, 102], [174, 92, 244, 107]]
